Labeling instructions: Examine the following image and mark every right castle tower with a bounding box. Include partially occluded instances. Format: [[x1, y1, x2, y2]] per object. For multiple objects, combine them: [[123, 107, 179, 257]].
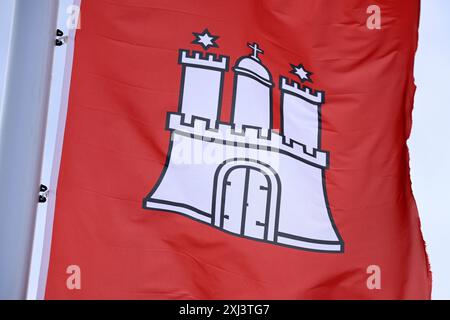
[[279, 77, 324, 155]]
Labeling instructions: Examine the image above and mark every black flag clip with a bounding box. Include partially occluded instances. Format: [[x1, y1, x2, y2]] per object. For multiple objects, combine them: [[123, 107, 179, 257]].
[[55, 29, 68, 46], [39, 184, 49, 203]]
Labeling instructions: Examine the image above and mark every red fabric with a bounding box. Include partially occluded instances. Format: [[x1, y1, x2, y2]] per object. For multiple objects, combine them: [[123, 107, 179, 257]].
[[46, 0, 431, 299]]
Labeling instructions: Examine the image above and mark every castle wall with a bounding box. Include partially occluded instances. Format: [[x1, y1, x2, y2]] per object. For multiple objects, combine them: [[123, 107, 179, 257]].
[[146, 127, 340, 246], [147, 134, 219, 222], [275, 155, 340, 243], [164, 113, 329, 168]]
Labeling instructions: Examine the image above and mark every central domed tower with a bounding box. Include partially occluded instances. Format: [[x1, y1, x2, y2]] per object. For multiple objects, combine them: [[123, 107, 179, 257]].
[[231, 43, 274, 129]]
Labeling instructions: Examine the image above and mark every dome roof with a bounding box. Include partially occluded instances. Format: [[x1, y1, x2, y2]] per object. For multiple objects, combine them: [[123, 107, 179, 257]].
[[234, 57, 273, 86]]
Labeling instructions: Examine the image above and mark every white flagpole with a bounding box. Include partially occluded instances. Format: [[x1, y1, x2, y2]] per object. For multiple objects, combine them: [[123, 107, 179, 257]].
[[0, 0, 59, 299]]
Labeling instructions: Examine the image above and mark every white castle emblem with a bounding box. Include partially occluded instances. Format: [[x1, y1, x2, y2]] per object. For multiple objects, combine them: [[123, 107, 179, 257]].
[[143, 30, 344, 253]]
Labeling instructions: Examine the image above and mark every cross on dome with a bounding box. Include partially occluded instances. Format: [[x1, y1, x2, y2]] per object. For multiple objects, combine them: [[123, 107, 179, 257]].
[[247, 42, 264, 61]]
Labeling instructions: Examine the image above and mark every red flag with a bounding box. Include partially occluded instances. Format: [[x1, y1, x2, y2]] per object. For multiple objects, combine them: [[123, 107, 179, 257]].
[[45, 0, 431, 299]]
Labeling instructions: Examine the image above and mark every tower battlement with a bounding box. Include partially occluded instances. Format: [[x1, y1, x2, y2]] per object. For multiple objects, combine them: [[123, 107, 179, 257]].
[[166, 112, 328, 168], [179, 50, 229, 71], [280, 77, 324, 105]]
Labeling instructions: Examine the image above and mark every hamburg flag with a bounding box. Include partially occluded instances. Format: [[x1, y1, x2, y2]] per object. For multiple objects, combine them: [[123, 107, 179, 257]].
[[44, 0, 431, 299]]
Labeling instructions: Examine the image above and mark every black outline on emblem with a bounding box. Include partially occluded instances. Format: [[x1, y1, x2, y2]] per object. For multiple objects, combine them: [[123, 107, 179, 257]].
[[142, 30, 344, 254]]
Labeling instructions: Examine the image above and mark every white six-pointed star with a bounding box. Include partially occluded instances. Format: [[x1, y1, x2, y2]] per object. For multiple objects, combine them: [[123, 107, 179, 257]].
[[290, 63, 313, 83], [192, 29, 219, 50]]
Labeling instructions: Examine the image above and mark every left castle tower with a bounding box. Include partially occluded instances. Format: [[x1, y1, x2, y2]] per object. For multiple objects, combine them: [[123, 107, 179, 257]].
[[177, 50, 229, 124]]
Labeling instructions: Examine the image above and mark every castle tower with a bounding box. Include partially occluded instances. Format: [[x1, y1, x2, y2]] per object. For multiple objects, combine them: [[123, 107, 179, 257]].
[[231, 43, 274, 129], [178, 50, 229, 124], [280, 77, 325, 154]]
